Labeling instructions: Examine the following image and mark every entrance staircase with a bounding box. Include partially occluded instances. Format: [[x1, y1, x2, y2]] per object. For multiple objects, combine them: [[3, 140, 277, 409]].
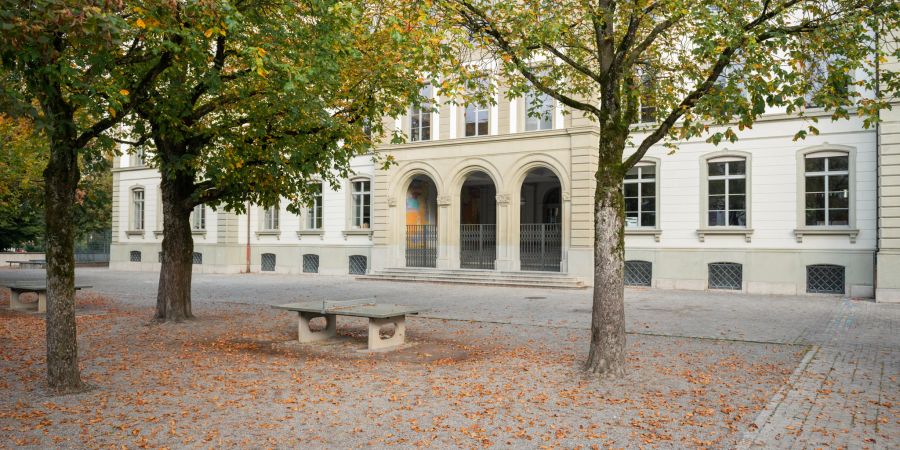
[[357, 268, 587, 289]]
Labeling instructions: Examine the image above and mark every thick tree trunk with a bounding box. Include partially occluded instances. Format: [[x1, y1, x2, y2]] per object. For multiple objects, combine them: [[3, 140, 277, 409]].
[[585, 140, 627, 377], [155, 171, 195, 321], [43, 139, 84, 393]]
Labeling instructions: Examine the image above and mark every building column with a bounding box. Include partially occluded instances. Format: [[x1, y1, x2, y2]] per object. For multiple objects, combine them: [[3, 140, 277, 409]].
[[495, 193, 514, 271], [437, 195, 452, 269]]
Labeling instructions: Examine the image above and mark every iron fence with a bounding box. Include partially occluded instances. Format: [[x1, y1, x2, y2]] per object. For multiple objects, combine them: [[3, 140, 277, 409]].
[[406, 225, 437, 268], [519, 223, 561, 272], [460, 224, 496, 270], [75, 230, 111, 263]]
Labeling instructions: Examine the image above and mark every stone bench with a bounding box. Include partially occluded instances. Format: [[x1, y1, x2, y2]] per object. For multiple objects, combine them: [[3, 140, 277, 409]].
[[273, 298, 427, 350], [3, 283, 92, 313]]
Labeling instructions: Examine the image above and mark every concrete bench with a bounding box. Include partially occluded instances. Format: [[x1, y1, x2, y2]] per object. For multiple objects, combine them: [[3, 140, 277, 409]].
[[273, 298, 427, 350], [3, 283, 93, 313]]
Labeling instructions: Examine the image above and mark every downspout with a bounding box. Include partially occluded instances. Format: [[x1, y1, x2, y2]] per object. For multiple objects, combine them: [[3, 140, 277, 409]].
[[874, 25, 882, 294], [245, 201, 251, 273]]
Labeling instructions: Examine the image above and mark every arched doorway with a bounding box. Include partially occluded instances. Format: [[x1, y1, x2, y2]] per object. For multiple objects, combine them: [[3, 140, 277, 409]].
[[459, 171, 497, 269], [405, 175, 438, 268], [520, 167, 562, 271]]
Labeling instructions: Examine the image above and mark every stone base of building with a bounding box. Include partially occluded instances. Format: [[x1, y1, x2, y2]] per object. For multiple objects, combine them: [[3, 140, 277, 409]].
[[876, 251, 900, 303]]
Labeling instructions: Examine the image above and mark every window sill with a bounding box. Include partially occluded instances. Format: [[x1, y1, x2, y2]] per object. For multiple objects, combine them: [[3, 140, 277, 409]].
[[696, 228, 754, 243], [153, 230, 164, 237], [191, 230, 206, 237], [625, 228, 662, 242], [297, 230, 325, 240], [125, 230, 145, 237], [342, 229, 373, 240], [794, 227, 859, 243], [255, 230, 281, 240]]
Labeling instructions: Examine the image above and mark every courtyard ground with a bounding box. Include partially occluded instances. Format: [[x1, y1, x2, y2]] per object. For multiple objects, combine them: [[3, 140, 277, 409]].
[[0, 268, 897, 449]]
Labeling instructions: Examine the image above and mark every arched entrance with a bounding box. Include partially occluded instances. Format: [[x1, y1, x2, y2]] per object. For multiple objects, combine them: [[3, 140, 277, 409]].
[[459, 171, 497, 269], [405, 175, 438, 268], [520, 168, 562, 271]]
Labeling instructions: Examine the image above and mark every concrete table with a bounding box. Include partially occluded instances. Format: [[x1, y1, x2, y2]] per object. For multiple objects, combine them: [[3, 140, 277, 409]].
[[273, 299, 427, 350], [4, 283, 92, 313]]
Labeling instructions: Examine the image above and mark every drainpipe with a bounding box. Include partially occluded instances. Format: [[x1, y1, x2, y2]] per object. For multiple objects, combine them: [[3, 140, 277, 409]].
[[874, 25, 882, 293], [246, 201, 251, 273]]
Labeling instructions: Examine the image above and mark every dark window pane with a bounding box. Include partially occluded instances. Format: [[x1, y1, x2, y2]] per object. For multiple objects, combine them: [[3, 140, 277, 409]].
[[641, 182, 655, 197], [709, 211, 726, 226], [625, 167, 639, 180], [829, 209, 849, 225], [729, 160, 746, 175], [624, 183, 638, 197], [421, 126, 430, 141], [465, 122, 476, 137], [641, 165, 656, 179], [829, 192, 849, 209], [729, 210, 746, 226], [478, 120, 488, 136], [729, 194, 746, 210], [730, 178, 746, 194], [806, 175, 825, 192], [828, 155, 849, 171], [625, 183, 638, 197], [828, 174, 849, 192], [806, 209, 826, 226], [708, 195, 726, 210], [641, 198, 655, 212], [708, 162, 726, 176], [805, 157, 826, 172], [709, 179, 726, 195], [641, 212, 656, 227], [806, 193, 826, 209], [625, 198, 639, 212]]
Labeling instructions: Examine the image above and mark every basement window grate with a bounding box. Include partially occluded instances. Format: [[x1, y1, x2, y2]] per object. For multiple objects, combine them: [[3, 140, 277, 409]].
[[807, 264, 845, 294], [261, 253, 276, 272], [708, 262, 742, 290], [302, 254, 320, 273], [349, 255, 367, 275], [130, 251, 142, 262], [192, 252, 202, 265], [624, 260, 652, 287]]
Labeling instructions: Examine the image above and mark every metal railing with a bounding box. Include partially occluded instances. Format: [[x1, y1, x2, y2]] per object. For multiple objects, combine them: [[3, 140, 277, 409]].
[[519, 223, 561, 272], [406, 225, 437, 268], [460, 224, 496, 270]]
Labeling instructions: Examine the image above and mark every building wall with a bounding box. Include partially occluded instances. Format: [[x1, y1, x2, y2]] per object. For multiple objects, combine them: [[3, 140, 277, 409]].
[[876, 31, 900, 302]]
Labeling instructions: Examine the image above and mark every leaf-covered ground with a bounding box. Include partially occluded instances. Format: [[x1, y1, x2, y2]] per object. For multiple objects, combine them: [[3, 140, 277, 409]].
[[0, 292, 800, 449]]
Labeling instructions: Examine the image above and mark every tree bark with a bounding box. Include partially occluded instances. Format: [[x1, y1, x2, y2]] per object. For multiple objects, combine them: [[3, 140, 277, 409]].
[[585, 138, 627, 377], [43, 137, 84, 393], [155, 168, 195, 321]]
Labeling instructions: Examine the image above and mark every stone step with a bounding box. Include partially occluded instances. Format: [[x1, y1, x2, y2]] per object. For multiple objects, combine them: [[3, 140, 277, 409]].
[[358, 270, 586, 289], [375, 267, 581, 280]]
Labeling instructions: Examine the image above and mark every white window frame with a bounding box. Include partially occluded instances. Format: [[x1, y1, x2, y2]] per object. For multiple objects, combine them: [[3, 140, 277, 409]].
[[623, 162, 659, 229], [190, 205, 206, 231], [350, 179, 371, 229], [523, 89, 554, 131], [794, 145, 858, 243], [697, 151, 753, 242], [409, 84, 432, 142], [306, 183, 323, 230], [263, 206, 279, 231], [130, 188, 145, 231]]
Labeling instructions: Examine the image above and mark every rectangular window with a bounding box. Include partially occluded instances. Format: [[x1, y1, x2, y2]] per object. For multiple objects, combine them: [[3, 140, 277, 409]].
[[352, 180, 371, 229], [132, 148, 146, 167], [635, 70, 657, 124], [805, 56, 851, 108], [707, 159, 747, 227], [191, 206, 206, 231], [465, 78, 490, 137], [264, 206, 279, 230], [524, 90, 553, 131], [131, 189, 145, 230], [307, 183, 323, 230], [410, 84, 432, 142], [805, 155, 849, 226], [623, 165, 656, 228]]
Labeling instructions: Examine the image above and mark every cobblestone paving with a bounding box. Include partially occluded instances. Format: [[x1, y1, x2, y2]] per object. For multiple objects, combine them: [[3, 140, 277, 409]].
[[1, 268, 898, 448]]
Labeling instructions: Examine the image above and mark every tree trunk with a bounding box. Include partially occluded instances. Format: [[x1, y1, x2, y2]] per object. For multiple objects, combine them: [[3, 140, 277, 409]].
[[43, 139, 84, 393], [585, 140, 627, 377], [155, 170, 195, 321]]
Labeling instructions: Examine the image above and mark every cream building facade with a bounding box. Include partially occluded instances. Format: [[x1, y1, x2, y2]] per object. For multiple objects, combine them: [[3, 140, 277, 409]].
[[110, 65, 900, 301]]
